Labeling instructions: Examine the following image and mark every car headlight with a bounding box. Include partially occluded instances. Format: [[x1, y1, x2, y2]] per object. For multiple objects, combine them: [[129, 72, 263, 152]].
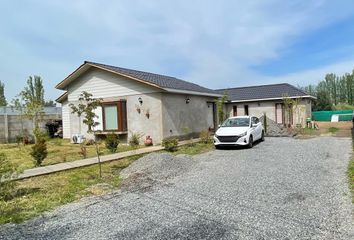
[[214, 133, 218, 138], [238, 131, 247, 137]]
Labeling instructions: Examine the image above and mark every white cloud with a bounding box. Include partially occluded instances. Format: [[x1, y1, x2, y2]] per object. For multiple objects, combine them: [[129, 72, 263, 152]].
[[1, 0, 354, 100], [267, 60, 354, 87]]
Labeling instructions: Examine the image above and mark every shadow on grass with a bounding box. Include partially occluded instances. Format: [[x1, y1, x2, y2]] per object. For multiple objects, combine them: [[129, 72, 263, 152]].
[[2, 187, 41, 201]]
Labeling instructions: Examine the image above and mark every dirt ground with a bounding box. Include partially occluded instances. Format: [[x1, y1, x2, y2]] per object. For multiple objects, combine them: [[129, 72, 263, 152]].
[[315, 121, 352, 138], [316, 121, 353, 130]]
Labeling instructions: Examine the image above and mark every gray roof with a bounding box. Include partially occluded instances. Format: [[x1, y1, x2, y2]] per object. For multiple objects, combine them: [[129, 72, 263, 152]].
[[216, 83, 312, 102], [85, 61, 219, 96]]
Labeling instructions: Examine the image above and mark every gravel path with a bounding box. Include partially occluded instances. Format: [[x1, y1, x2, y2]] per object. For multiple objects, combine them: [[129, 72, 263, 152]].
[[1, 137, 353, 239]]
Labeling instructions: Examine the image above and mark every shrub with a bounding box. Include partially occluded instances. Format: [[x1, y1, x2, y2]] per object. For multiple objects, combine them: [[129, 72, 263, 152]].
[[0, 153, 16, 200], [129, 132, 143, 148], [16, 130, 34, 145], [78, 144, 88, 159], [199, 130, 212, 143], [33, 128, 49, 142], [162, 138, 179, 152], [105, 133, 120, 153], [85, 139, 95, 146], [30, 138, 48, 166]]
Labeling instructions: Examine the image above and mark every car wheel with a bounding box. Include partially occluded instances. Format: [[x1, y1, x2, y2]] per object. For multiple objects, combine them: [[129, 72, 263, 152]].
[[248, 135, 253, 148], [261, 131, 265, 142]]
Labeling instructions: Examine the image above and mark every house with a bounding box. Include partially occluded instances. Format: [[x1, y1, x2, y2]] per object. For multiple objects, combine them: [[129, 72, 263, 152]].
[[56, 61, 221, 144], [216, 83, 315, 126]]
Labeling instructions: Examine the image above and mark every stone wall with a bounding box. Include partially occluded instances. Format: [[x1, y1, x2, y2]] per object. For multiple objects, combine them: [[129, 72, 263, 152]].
[[0, 107, 61, 143]]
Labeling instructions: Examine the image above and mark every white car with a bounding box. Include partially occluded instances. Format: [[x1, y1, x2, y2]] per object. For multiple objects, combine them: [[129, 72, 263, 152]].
[[213, 116, 264, 149]]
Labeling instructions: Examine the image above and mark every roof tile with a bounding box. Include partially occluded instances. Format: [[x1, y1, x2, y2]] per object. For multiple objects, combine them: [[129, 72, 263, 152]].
[[216, 83, 310, 101], [86, 61, 218, 95]]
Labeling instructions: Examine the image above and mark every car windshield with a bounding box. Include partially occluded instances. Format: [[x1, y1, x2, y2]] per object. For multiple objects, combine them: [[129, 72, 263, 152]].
[[221, 117, 250, 127]]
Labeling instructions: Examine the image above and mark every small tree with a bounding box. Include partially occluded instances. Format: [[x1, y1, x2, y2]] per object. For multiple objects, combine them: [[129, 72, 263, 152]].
[[217, 93, 228, 124], [0, 80, 7, 106], [11, 97, 26, 144], [282, 94, 300, 127], [69, 91, 103, 177], [19, 76, 45, 142], [30, 129, 48, 166], [0, 153, 16, 200], [30, 138, 48, 166]]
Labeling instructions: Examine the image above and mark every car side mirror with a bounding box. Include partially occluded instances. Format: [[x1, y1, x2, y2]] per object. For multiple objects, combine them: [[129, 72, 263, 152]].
[[218, 124, 221, 128]]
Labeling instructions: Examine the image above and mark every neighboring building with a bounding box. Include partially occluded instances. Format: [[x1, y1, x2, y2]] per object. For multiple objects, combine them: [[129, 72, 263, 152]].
[[0, 107, 62, 143], [56, 61, 221, 144], [217, 83, 315, 127]]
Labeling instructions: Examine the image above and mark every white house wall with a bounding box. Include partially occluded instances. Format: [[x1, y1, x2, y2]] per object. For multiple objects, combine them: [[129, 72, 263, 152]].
[[67, 68, 159, 101], [61, 101, 71, 139]]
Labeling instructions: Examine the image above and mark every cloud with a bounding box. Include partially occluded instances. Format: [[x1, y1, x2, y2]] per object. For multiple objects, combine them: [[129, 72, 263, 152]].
[[268, 59, 354, 87], [0, 0, 354, 101]]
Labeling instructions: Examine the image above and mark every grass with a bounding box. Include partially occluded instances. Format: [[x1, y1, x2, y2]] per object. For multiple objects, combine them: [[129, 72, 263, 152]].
[[349, 160, 354, 203], [0, 138, 141, 172], [0, 141, 213, 224], [328, 127, 339, 134], [349, 146, 354, 203], [298, 127, 340, 136], [169, 141, 214, 155], [298, 128, 320, 136]]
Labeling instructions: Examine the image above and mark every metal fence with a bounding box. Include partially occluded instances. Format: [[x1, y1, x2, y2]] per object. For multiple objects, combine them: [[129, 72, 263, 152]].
[[312, 110, 353, 121]]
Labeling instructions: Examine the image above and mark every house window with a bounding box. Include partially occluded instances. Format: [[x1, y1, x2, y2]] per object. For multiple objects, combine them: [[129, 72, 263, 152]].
[[244, 105, 249, 115], [104, 105, 118, 130], [233, 106, 237, 116], [102, 101, 127, 132]]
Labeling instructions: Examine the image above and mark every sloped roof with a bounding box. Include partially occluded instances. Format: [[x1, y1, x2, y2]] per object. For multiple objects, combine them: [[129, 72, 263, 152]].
[[216, 83, 314, 102], [56, 61, 220, 97]]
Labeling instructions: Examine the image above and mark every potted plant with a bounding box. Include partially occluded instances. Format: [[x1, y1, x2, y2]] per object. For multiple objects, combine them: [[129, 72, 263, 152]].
[[144, 135, 153, 146]]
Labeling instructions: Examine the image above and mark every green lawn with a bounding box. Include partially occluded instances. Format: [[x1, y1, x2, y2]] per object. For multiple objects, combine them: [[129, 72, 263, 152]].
[[0, 138, 140, 172], [348, 149, 354, 203], [0, 142, 214, 224]]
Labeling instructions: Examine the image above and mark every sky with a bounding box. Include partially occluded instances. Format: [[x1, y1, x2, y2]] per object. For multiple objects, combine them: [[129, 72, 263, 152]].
[[1, 0, 354, 103]]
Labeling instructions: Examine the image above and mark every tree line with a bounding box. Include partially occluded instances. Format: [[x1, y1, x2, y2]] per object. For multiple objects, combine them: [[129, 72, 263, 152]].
[[302, 69, 354, 111], [0, 78, 56, 108]]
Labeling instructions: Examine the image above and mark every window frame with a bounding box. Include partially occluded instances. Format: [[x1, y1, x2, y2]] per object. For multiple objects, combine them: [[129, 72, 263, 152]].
[[102, 100, 127, 132]]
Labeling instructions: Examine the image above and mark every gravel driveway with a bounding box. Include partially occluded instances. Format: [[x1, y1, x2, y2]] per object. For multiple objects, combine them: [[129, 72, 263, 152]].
[[1, 137, 354, 239]]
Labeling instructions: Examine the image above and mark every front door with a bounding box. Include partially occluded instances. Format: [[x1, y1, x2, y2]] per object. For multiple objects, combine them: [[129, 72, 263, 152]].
[[275, 103, 284, 124], [207, 102, 217, 131]]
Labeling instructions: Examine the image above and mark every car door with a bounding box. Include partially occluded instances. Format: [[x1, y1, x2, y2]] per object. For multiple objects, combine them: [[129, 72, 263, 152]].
[[254, 117, 262, 140], [250, 117, 257, 139], [251, 117, 262, 140]]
